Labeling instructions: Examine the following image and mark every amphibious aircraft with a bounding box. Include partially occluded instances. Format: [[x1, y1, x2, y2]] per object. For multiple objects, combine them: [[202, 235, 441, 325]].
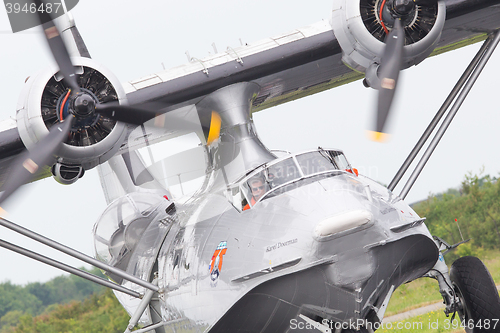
[[0, 0, 500, 332]]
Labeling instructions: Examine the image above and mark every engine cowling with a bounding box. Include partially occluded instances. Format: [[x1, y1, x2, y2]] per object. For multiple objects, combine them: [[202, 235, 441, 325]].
[[16, 57, 127, 178], [331, 0, 446, 73]]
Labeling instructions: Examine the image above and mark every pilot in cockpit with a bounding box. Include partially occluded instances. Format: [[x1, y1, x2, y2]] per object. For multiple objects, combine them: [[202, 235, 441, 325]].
[[243, 175, 268, 211]]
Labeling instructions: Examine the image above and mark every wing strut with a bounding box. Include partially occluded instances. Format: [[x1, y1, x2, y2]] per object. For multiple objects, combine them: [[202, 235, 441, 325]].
[[395, 29, 500, 200], [0, 237, 141, 298], [387, 36, 495, 192], [0, 217, 158, 292]]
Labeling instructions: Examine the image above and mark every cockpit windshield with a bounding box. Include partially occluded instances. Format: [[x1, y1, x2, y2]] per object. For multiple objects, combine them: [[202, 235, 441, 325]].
[[93, 192, 164, 266], [227, 149, 354, 211]]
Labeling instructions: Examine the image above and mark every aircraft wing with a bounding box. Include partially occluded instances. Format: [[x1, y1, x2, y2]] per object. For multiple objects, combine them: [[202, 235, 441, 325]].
[[124, 0, 500, 113], [1, 0, 500, 187]]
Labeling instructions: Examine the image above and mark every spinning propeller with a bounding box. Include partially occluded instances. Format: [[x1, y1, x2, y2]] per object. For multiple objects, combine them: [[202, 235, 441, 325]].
[[369, 0, 436, 141], [0, 0, 221, 208]]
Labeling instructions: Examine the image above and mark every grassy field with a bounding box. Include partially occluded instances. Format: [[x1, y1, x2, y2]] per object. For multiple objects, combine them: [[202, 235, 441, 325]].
[[380, 310, 471, 333], [385, 276, 442, 317], [382, 250, 500, 332]]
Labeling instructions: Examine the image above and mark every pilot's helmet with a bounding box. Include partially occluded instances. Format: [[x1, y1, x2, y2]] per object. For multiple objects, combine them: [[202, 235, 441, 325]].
[[248, 174, 265, 187], [248, 173, 265, 184]]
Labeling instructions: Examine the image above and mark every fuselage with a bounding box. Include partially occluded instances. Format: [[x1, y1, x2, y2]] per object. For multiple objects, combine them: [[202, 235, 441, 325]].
[[99, 149, 439, 332]]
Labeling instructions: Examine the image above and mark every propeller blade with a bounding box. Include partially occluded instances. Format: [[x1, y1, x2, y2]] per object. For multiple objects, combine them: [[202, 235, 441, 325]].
[[95, 103, 159, 125], [32, 0, 80, 93], [413, 0, 437, 5], [95, 103, 221, 144], [0, 117, 75, 207], [373, 19, 404, 139], [198, 110, 222, 145]]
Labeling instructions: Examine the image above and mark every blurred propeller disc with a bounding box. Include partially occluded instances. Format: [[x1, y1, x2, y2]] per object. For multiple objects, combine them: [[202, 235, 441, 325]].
[[1, 0, 222, 209]]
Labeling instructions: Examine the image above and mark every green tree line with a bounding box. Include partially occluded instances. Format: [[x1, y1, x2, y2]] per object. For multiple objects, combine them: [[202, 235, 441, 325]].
[[413, 171, 500, 261], [6, 289, 130, 333], [0, 268, 117, 332]]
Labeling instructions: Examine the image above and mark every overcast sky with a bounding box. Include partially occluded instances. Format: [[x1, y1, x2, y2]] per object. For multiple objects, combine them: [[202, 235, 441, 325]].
[[0, 0, 499, 284]]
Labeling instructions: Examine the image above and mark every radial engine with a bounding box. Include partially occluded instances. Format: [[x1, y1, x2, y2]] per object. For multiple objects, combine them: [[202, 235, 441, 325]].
[[16, 57, 127, 184], [332, 0, 445, 85]]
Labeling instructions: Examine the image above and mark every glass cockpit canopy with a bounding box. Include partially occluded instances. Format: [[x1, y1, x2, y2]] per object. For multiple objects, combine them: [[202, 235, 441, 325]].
[[93, 192, 164, 266], [227, 149, 354, 211]]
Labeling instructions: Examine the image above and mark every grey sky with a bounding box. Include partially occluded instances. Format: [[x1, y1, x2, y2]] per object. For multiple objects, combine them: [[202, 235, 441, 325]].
[[0, 0, 499, 284]]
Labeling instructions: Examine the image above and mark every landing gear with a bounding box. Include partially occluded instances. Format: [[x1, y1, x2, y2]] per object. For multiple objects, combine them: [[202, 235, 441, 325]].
[[428, 237, 500, 332], [450, 256, 500, 333]]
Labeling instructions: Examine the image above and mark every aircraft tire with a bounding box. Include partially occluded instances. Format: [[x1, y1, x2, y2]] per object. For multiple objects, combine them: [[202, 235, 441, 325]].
[[450, 256, 500, 333]]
